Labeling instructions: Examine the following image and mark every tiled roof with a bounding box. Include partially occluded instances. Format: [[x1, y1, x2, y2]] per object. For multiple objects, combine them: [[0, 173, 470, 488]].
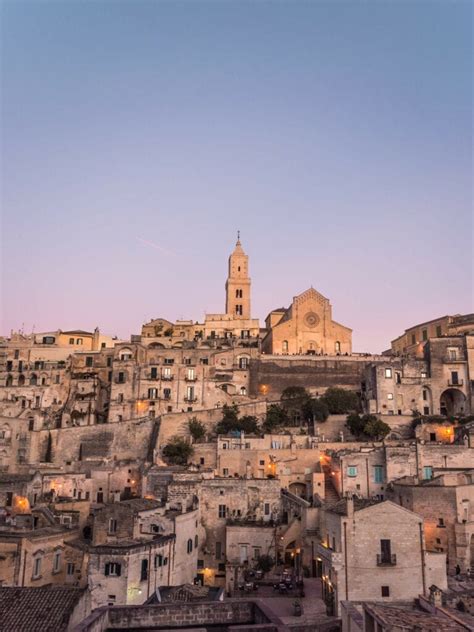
[[0, 587, 85, 631], [118, 498, 162, 512], [365, 603, 466, 631]]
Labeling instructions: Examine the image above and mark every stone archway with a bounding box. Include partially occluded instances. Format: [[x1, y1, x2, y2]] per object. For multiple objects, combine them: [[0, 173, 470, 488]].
[[289, 481, 307, 499], [440, 389, 466, 416]]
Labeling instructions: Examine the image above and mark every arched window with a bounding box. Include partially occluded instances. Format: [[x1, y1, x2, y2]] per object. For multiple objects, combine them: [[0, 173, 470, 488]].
[[18, 374, 25, 386], [30, 374, 38, 386], [187, 538, 193, 554], [282, 341, 289, 354], [240, 386, 247, 396], [335, 341, 341, 354], [5, 375, 13, 387]]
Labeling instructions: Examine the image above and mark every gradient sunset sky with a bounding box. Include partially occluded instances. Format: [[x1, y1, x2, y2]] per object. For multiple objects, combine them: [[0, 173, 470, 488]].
[[1, 1, 472, 352]]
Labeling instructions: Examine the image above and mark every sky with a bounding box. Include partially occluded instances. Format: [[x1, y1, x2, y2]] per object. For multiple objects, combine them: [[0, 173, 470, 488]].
[[1, 0, 472, 353]]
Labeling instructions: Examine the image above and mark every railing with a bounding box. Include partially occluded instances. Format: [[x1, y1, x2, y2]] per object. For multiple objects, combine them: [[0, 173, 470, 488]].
[[448, 379, 463, 387], [376, 553, 397, 566], [184, 376, 197, 382], [161, 376, 174, 381], [184, 397, 198, 403]]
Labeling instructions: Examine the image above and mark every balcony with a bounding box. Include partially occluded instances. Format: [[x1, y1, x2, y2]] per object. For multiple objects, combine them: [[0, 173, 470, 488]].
[[184, 397, 197, 403], [161, 376, 174, 381], [185, 376, 197, 382], [376, 554, 397, 566], [448, 379, 463, 387]]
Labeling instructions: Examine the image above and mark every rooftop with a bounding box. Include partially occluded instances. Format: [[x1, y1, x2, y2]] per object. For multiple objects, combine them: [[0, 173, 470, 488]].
[[0, 586, 86, 632]]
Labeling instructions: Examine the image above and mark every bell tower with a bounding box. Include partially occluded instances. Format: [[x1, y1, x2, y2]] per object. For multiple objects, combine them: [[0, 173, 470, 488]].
[[225, 232, 251, 319]]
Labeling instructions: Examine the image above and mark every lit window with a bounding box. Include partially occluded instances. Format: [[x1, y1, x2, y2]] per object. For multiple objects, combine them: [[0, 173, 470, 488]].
[[387, 393, 393, 400], [384, 368, 392, 378]]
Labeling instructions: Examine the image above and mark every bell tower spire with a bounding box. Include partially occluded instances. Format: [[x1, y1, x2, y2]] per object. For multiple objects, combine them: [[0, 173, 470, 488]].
[[225, 235, 251, 319]]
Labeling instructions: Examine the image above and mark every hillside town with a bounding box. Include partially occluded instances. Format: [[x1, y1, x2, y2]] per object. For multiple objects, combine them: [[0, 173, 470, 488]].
[[1, 238, 473, 632]]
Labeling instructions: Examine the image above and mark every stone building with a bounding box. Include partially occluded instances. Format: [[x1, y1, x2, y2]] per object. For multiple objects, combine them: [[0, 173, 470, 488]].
[[67, 498, 199, 608], [317, 498, 447, 616], [387, 470, 474, 574], [390, 313, 474, 358], [262, 287, 352, 356], [363, 334, 472, 417]]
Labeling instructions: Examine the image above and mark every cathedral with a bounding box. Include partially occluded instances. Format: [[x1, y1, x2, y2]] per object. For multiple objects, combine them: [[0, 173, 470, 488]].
[[142, 236, 352, 354]]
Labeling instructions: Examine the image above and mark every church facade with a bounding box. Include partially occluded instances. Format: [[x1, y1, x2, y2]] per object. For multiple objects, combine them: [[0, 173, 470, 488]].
[[141, 237, 351, 355], [261, 288, 352, 355]]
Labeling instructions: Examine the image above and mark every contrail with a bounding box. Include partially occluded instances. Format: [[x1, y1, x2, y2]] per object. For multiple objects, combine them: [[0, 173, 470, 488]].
[[136, 237, 175, 256]]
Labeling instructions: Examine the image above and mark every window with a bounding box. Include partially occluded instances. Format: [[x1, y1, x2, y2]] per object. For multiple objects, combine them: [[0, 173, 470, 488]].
[[69, 338, 74, 345], [387, 393, 393, 400], [53, 550, 61, 573], [105, 562, 121, 576], [216, 541, 222, 559], [107, 357, 112, 367], [235, 305, 243, 316], [451, 371, 459, 385], [223, 468, 229, 476], [436, 325, 442, 337], [421, 371, 427, 378], [423, 466, 433, 480], [381, 586, 390, 597], [238, 357, 248, 369], [163, 388, 171, 400], [117, 372, 125, 384], [164, 358, 174, 365], [347, 466, 357, 477], [150, 367, 158, 379], [240, 545, 248, 563], [380, 539, 392, 564], [335, 341, 341, 353], [148, 388, 157, 400], [140, 559, 148, 581], [195, 535, 198, 548], [423, 406, 430, 415], [43, 336, 55, 344], [411, 334, 416, 345], [67, 562, 75, 576], [187, 368, 195, 381], [186, 386, 195, 401], [253, 547, 261, 560], [422, 329, 428, 341], [373, 466, 384, 483], [430, 432, 436, 442], [187, 538, 193, 554], [437, 517, 445, 528], [163, 367, 172, 379], [384, 368, 392, 378], [264, 503, 270, 516], [236, 289, 243, 298], [422, 389, 428, 401], [449, 349, 457, 361], [108, 519, 117, 534], [218, 504, 226, 518], [86, 356, 93, 367], [32, 557, 42, 579], [155, 554, 163, 568], [77, 338, 83, 345], [395, 372, 401, 384], [118, 393, 124, 403]]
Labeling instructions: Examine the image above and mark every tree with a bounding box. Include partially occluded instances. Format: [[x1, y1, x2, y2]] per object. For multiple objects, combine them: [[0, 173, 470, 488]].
[[162, 436, 194, 465], [302, 398, 329, 424], [215, 405, 259, 435], [322, 388, 359, 414], [255, 554, 274, 574], [346, 413, 367, 437], [363, 417, 390, 440], [188, 417, 206, 442], [263, 404, 289, 432], [281, 386, 311, 425], [346, 414, 390, 441], [238, 415, 259, 434]]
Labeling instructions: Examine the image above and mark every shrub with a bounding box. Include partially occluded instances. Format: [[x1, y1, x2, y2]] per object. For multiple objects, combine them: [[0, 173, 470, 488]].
[[215, 405, 259, 435], [162, 436, 194, 465], [363, 417, 390, 440]]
